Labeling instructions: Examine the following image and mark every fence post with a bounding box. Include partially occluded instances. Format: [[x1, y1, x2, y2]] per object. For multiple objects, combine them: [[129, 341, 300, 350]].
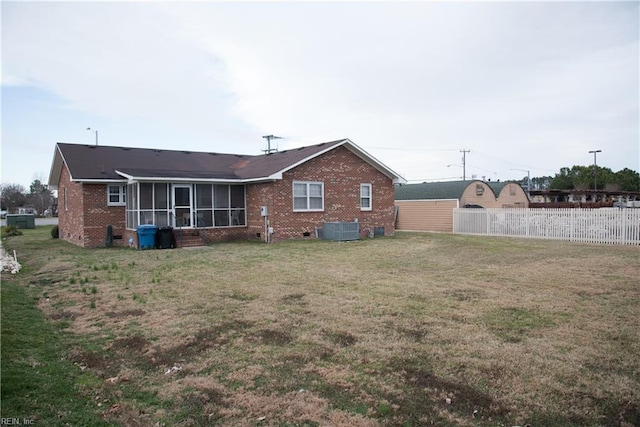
[[570, 209, 575, 242], [486, 210, 490, 235], [453, 209, 457, 234], [621, 209, 626, 245]]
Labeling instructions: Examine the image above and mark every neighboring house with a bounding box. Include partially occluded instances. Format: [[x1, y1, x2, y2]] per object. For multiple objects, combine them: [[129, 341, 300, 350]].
[[18, 207, 38, 215], [48, 139, 405, 248], [394, 180, 529, 233], [529, 189, 640, 208]]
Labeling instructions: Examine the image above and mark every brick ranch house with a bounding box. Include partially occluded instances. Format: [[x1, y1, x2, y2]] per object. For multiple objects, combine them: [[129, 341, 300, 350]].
[[48, 139, 405, 248]]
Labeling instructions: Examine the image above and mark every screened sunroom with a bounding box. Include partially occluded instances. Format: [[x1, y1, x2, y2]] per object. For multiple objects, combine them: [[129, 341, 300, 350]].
[[125, 182, 246, 230]]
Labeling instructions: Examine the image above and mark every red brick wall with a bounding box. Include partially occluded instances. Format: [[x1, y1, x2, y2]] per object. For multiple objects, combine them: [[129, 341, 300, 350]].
[[57, 164, 126, 248], [82, 184, 126, 247], [245, 182, 276, 241], [245, 145, 396, 241], [58, 166, 85, 246]]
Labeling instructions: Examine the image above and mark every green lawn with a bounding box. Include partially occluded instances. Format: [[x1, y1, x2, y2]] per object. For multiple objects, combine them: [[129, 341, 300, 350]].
[[1, 236, 115, 425], [1, 227, 639, 426]]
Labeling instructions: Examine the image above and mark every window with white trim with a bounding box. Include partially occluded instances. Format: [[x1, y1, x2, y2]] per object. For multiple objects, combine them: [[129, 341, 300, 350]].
[[293, 181, 324, 211], [107, 185, 126, 206], [360, 183, 372, 211]]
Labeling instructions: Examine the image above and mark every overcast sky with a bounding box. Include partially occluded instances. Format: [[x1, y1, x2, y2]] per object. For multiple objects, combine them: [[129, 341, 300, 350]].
[[1, 1, 638, 189]]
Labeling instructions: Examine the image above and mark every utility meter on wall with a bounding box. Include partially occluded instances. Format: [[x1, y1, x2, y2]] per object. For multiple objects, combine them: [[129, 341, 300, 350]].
[[260, 206, 268, 217]]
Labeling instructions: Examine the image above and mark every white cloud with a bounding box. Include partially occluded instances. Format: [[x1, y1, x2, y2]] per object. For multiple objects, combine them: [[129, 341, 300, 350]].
[[1, 1, 637, 187], [2, 2, 258, 148]]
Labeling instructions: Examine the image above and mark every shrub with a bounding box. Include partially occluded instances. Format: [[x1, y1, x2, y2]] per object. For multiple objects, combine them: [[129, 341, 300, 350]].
[[2, 225, 23, 237], [51, 225, 59, 239]]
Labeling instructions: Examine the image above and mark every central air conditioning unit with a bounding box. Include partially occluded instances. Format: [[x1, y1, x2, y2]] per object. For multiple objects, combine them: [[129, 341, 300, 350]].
[[322, 222, 360, 241]]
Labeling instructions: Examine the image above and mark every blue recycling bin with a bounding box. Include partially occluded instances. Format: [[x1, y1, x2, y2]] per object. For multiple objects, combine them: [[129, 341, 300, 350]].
[[137, 225, 158, 249]]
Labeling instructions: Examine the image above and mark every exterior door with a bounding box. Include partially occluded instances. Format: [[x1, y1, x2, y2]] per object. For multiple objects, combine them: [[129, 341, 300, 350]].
[[173, 185, 193, 227]]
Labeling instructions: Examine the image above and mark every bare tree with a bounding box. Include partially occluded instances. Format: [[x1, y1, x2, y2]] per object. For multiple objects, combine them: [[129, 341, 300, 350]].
[[0, 183, 27, 213]]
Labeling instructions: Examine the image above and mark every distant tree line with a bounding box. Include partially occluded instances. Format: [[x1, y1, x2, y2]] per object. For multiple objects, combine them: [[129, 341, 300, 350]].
[[0, 180, 56, 215], [518, 166, 640, 192]]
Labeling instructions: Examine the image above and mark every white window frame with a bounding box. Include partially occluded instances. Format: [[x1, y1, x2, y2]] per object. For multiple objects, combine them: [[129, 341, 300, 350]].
[[107, 184, 126, 206], [360, 183, 372, 211], [293, 181, 324, 212]]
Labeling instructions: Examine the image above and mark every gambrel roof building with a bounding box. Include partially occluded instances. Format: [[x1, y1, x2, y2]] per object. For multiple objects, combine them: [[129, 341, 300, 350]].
[[394, 180, 529, 233]]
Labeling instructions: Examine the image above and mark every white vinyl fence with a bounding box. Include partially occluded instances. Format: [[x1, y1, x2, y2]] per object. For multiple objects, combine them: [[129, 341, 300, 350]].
[[453, 208, 640, 245]]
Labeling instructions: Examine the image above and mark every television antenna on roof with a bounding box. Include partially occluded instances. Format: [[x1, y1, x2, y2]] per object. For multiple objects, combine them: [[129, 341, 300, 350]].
[[262, 135, 283, 154]]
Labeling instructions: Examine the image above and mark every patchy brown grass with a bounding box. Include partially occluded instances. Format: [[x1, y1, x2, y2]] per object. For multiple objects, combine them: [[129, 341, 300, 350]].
[[4, 229, 640, 426]]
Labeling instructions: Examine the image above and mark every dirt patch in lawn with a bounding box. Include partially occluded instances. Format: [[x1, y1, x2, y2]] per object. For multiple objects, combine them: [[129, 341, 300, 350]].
[[110, 334, 150, 352], [67, 346, 112, 377], [253, 328, 293, 345], [147, 321, 254, 367], [401, 366, 509, 419]]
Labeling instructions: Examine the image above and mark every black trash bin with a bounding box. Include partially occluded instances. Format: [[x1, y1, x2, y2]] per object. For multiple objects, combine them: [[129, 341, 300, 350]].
[[156, 226, 174, 249]]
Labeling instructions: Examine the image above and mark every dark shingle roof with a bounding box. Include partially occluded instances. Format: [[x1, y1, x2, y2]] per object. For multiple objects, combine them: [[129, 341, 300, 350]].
[[394, 180, 510, 200], [50, 139, 405, 185], [395, 181, 470, 200]]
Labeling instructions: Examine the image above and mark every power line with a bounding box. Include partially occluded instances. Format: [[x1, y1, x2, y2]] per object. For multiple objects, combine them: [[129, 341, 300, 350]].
[[405, 177, 466, 183], [368, 146, 459, 152], [472, 151, 557, 174]]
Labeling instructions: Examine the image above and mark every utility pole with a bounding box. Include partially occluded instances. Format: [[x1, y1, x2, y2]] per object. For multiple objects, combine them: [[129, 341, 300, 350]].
[[511, 168, 530, 197], [588, 149, 602, 191], [460, 149, 470, 181], [262, 135, 283, 154]]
